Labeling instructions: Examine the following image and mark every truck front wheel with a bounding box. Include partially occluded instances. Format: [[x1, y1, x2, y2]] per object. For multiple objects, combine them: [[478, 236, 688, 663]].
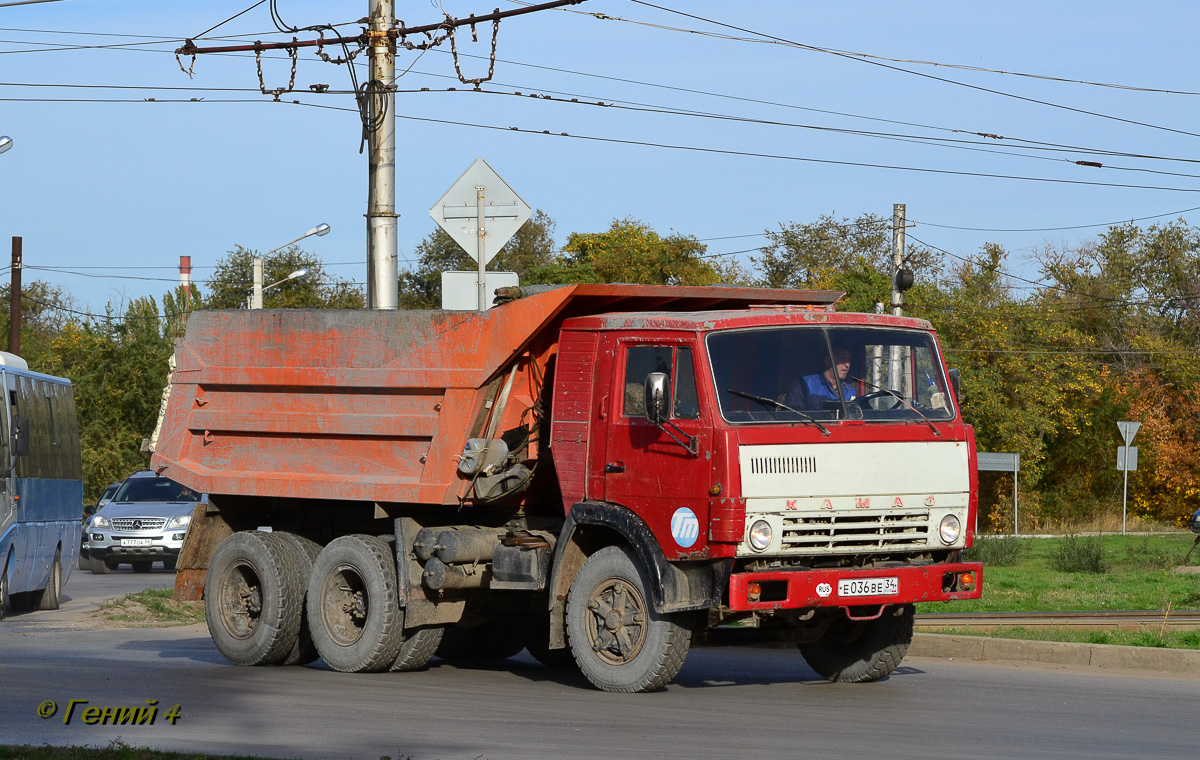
[[307, 534, 404, 673], [799, 604, 914, 683], [205, 531, 303, 666], [566, 545, 690, 693]]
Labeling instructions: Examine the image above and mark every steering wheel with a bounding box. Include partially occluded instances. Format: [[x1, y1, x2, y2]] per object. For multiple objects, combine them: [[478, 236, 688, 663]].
[[855, 390, 904, 410]]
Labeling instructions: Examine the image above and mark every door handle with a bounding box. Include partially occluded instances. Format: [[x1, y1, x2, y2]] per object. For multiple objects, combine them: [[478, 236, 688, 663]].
[[605, 462, 626, 474]]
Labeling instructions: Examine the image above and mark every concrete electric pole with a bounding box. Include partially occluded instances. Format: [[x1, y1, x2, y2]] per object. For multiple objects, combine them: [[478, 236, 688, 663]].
[[366, 0, 398, 310]]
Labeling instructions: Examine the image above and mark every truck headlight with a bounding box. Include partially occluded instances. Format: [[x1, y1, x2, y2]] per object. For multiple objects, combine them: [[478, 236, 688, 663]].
[[748, 519, 773, 552], [938, 514, 962, 545], [165, 514, 191, 530]]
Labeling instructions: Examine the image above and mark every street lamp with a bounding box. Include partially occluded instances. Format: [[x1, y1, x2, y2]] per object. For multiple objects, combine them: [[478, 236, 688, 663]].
[[0, 136, 12, 155], [249, 224, 329, 309]]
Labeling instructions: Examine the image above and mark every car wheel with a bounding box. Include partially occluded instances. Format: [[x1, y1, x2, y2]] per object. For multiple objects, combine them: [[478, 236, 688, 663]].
[[163, 556, 177, 572], [205, 531, 303, 666], [566, 545, 691, 693], [131, 560, 154, 573], [89, 555, 111, 574], [307, 534, 404, 673], [34, 549, 62, 610]]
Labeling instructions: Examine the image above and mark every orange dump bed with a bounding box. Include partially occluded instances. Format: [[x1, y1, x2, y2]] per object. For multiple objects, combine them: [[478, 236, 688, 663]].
[[149, 284, 842, 506]]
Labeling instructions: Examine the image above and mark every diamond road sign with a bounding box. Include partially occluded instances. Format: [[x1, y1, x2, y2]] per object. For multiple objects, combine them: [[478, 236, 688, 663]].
[[429, 158, 531, 265], [1117, 421, 1141, 446]]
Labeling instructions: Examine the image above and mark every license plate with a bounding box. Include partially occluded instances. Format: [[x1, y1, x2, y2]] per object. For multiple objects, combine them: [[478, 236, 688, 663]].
[[120, 538, 152, 548], [838, 577, 899, 597]]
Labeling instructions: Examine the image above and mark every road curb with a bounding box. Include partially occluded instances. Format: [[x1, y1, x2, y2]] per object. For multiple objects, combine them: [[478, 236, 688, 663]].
[[911, 633, 1200, 675]]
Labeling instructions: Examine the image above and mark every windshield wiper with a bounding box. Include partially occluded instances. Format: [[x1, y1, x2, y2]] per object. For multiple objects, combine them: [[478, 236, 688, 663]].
[[726, 389, 830, 436], [849, 376, 942, 436]]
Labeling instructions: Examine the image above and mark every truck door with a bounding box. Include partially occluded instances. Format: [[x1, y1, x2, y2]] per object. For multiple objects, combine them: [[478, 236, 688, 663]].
[[603, 340, 713, 558]]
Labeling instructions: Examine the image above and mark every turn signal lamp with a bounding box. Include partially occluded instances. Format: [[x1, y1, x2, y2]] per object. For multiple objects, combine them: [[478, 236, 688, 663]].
[[747, 582, 762, 602], [959, 572, 976, 591]]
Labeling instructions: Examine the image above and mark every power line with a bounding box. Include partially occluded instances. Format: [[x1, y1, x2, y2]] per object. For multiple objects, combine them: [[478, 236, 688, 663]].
[[626, 1, 1200, 140], [544, 1, 1200, 97], [913, 205, 1200, 233]]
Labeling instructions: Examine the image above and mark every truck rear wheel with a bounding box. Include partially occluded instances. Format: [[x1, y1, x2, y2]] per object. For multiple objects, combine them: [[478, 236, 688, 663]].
[[437, 619, 526, 662], [566, 545, 690, 693], [799, 604, 914, 683], [390, 627, 444, 672], [205, 531, 303, 666], [274, 532, 322, 666], [307, 534, 404, 673]]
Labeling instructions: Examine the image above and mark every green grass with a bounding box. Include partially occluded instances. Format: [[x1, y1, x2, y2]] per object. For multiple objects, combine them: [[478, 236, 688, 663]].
[[926, 625, 1200, 650], [919, 533, 1200, 614], [94, 589, 205, 627]]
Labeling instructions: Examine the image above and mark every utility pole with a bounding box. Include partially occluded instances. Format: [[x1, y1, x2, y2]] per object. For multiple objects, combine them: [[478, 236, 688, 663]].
[[366, 0, 398, 310], [888, 204, 906, 392], [251, 257, 264, 309], [8, 236, 20, 356]]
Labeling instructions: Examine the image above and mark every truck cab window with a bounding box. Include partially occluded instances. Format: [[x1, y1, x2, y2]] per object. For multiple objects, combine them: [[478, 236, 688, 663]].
[[621, 345, 700, 420]]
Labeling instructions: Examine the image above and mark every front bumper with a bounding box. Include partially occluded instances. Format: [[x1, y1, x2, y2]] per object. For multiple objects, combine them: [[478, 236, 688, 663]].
[[86, 529, 187, 561], [727, 561, 982, 612]]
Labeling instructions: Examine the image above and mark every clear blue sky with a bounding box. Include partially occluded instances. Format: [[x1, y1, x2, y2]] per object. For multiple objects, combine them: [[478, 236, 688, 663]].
[[1, 0, 1198, 314]]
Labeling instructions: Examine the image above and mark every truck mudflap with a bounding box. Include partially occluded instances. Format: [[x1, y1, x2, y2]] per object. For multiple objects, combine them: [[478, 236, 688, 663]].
[[727, 562, 982, 612]]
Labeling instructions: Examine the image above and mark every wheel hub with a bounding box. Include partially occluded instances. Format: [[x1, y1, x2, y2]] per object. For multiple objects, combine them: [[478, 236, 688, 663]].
[[586, 579, 647, 664]]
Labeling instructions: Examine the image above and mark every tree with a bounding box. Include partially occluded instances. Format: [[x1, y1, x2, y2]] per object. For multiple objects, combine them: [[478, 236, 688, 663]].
[[559, 217, 721, 286], [399, 209, 558, 309], [753, 213, 942, 312], [205, 245, 364, 310]]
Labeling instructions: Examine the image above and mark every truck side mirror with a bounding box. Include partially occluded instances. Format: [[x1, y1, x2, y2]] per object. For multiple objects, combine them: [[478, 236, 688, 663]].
[[947, 368, 961, 403], [643, 372, 670, 425], [12, 415, 29, 457]]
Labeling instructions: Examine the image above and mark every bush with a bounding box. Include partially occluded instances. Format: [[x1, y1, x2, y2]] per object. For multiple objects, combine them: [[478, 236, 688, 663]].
[[1124, 536, 1175, 570], [966, 535, 1028, 566], [1050, 535, 1109, 574]]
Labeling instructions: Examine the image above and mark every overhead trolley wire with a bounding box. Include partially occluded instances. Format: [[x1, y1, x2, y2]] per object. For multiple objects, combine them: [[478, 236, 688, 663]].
[[625, 1, 1200, 140]]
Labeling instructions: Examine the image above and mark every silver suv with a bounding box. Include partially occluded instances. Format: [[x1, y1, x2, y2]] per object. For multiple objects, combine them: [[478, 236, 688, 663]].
[[85, 471, 203, 573]]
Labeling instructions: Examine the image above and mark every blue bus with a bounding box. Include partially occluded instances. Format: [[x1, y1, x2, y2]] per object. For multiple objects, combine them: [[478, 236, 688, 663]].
[[0, 352, 83, 618]]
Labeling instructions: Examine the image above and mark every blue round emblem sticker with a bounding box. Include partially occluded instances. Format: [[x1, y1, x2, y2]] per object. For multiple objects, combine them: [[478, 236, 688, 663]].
[[670, 507, 700, 548]]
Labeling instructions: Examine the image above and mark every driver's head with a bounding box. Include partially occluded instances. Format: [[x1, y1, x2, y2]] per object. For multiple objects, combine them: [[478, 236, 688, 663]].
[[825, 347, 851, 374]]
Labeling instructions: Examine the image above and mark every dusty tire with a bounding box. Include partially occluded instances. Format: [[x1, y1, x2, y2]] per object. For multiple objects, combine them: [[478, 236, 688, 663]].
[[205, 531, 303, 666], [34, 549, 62, 610], [275, 532, 322, 666], [390, 627, 444, 672], [131, 560, 154, 574], [0, 556, 9, 620], [799, 605, 914, 683], [89, 555, 111, 574], [307, 534, 404, 673], [437, 619, 526, 662], [523, 612, 576, 668], [103, 558, 120, 572], [566, 545, 690, 693]]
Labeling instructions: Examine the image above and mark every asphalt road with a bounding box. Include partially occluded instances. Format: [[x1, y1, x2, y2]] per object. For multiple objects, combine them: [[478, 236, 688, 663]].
[[2, 570, 1197, 760]]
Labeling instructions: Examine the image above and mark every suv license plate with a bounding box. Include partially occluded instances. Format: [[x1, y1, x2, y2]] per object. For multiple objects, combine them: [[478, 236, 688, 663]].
[[121, 538, 152, 548], [838, 577, 899, 597]]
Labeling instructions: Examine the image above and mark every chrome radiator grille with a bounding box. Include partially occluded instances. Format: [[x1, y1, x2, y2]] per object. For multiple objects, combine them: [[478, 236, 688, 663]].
[[780, 510, 931, 552], [111, 517, 167, 532]]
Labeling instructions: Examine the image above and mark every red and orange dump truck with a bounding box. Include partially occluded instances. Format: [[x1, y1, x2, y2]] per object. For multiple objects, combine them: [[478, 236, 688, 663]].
[[151, 283, 981, 692]]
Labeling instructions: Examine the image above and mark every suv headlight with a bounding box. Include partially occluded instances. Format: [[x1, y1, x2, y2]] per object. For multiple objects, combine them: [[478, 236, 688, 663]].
[[92, 514, 110, 528], [938, 514, 962, 545], [747, 519, 773, 552], [165, 514, 191, 530]]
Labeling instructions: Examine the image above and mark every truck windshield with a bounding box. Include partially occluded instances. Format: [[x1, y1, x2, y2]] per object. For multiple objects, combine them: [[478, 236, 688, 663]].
[[706, 325, 955, 425]]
